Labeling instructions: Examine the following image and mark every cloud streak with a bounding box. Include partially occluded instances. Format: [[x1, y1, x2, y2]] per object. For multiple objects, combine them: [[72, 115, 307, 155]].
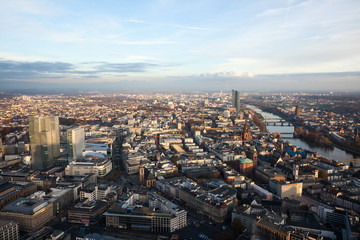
[[192, 71, 254, 78], [0, 59, 163, 80]]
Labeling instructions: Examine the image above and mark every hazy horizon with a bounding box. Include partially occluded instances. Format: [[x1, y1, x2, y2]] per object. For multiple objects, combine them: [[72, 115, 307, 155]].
[[1, 0, 360, 91]]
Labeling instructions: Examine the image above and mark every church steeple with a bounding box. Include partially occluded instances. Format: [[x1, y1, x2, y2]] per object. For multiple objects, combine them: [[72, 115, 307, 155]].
[[242, 119, 252, 142]]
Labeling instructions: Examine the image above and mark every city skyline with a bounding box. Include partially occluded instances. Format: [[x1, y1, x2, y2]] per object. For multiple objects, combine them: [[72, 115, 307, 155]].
[[1, 0, 360, 91]]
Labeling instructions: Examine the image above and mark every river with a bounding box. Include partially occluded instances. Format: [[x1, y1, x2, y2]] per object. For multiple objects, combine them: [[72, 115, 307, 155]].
[[247, 105, 360, 164]]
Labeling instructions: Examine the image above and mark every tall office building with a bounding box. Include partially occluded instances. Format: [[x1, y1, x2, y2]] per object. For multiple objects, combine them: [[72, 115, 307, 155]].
[[29, 116, 60, 170], [295, 105, 301, 117], [67, 127, 85, 161], [232, 90, 240, 112]]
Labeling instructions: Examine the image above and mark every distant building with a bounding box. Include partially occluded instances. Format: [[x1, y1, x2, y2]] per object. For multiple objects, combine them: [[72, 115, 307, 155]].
[[236, 158, 253, 177], [0, 219, 19, 240], [67, 127, 85, 161], [0, 198, 53, 232], [79, 183, 110, 201], [257, 214, 293, 240], [24, 227, 70, 240], [269, 180, 303, 199], [43, 187, 74, 215], [65, 153, 112, 177], [104, 192, 187, 232], [232, 90, 240, 112], [295, 105, 301, 117], [242, 120, 252, 142], [139, 165, 156, 188], [156, 177, 236, 223], [255, 166, 287, 184], [0, 181, 37, 210], [29, 116, 60, 170], [68, 200, 108, 225], [232, 205, 265, 239]]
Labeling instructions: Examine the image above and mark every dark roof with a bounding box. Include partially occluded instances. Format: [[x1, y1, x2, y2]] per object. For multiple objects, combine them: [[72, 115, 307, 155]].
[[0, 181, 13, 193]]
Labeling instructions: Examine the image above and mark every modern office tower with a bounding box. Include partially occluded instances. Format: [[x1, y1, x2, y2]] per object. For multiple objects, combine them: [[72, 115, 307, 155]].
[[232, 90, 235, 106], [295, 105, 301, 117], [67, 127, 85, 161], [232, 90, 240, 112], [29, 116, 60, 170]]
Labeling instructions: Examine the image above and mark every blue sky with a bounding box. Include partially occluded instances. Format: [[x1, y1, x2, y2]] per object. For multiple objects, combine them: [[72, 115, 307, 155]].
[[1, 0, 360, 91]]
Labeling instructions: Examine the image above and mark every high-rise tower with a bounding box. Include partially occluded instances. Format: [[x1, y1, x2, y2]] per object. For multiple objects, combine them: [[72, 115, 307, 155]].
[[295, 105, 301, 117], [232, 90, 240, 112], [67, 127, 85, 161], [29, 116, 60, 170]]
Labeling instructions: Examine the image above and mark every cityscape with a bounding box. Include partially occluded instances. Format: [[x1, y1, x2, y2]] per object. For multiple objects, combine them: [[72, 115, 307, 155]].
[[1, 0, 360, 240], [0, 91, 359, 240]]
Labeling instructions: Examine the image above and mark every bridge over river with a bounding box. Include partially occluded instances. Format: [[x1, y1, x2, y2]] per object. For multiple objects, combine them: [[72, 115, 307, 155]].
[[265, 120, 292, 126], [248, 105, 360, 165]]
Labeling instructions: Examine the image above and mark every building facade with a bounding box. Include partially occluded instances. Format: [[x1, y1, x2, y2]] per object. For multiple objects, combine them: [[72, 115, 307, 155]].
[[67, 127, 85, 161], [105, 192, 186, 233], [29, 116, 60, 170], [65, 156, 113, 177], [232, 90, 240, 112], [0, 198, 53, 232], [68, 200, 108, 225], [269, 180, 303, 199], [0, 220, 19, 240]]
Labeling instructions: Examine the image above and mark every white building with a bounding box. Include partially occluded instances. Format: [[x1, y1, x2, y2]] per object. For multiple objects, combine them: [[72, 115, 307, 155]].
[[148, 192, 187, 232], [80, 183, 111, 201], [67, 127, 85, 161], [65, 153, 112, 177]]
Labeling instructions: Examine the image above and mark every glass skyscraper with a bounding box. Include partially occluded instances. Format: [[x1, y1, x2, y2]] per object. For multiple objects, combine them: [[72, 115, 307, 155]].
[[29, 116, 60, 170]]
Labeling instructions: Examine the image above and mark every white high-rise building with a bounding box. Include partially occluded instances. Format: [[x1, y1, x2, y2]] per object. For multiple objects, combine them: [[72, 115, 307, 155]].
[[67, 127, 85, 161]]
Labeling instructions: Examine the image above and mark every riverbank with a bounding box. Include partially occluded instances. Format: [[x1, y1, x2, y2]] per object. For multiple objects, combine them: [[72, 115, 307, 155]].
[[245, 100, 360, 157], [294, 127, 333, 147], [246, 103, 359, 161]]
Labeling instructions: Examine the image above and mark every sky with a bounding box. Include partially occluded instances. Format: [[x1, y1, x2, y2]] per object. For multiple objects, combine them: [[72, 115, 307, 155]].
[[1, 0, 360, 92]]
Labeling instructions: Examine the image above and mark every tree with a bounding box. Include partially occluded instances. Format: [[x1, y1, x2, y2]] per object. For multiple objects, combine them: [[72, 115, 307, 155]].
[[294, 126, 305, 135]]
